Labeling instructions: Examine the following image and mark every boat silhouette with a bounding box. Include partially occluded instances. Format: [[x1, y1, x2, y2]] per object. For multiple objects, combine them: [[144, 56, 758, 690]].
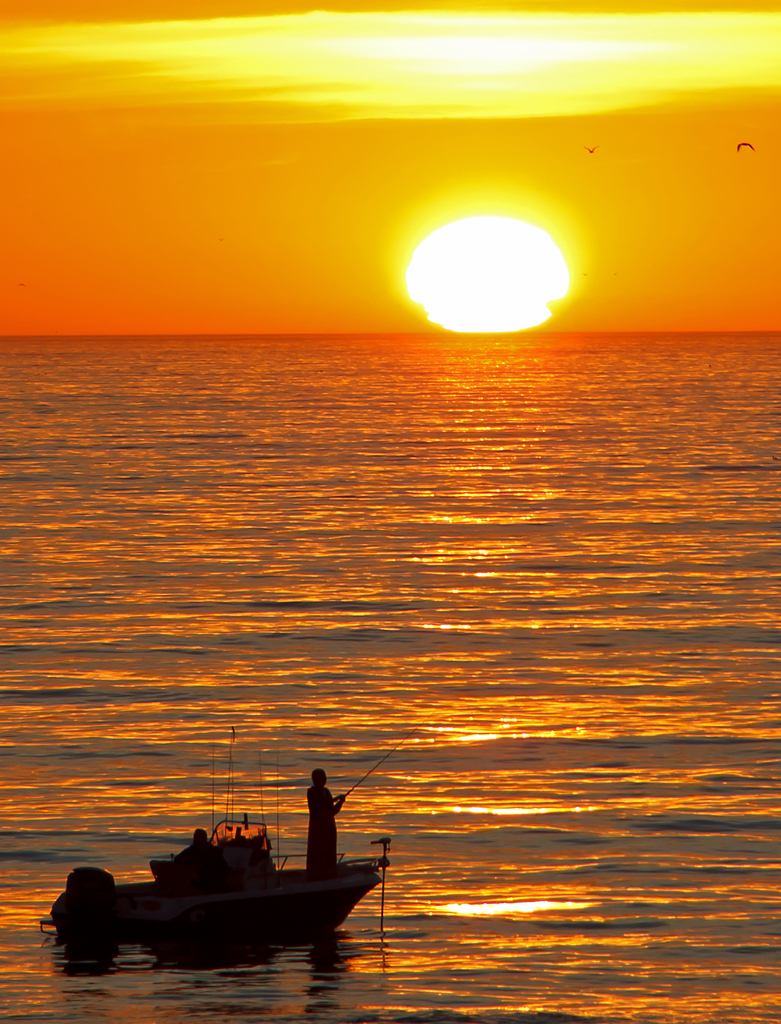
[[45, 812, 386, 945]]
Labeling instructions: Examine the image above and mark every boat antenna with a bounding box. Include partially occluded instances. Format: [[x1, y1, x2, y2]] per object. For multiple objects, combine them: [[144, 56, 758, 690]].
[[344, 726, 420, 799]]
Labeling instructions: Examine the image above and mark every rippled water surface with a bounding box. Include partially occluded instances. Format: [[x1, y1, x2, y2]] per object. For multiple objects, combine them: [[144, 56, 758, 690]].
[[0, 333, 779, 1024]]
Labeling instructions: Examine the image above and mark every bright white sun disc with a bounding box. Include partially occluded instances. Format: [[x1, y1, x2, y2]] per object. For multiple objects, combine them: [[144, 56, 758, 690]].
[[406, 216, 569, 332]]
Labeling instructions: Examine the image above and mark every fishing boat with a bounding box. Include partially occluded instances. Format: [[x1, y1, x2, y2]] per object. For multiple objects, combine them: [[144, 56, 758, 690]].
[[45, 814, 390, 944]]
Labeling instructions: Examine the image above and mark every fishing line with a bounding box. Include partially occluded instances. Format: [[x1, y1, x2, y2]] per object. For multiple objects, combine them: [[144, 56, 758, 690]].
[[344, 725, 421, 799]]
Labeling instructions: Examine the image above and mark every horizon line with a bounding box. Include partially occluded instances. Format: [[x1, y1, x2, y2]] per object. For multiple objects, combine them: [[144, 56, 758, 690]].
[[2, 330, 780, 339]]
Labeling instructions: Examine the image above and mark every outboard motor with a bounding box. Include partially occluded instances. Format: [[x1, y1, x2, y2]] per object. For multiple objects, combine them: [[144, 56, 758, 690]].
[[63, 867, 117, 937]]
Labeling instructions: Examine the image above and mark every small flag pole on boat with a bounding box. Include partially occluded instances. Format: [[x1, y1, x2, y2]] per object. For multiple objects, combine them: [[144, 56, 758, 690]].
[[371, 837, 391, 934], [344, 726, 420, 799]]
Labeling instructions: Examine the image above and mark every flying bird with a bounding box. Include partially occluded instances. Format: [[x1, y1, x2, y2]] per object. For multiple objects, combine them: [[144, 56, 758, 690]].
[[737, 142, 755, 152], [584, 146, 599, 154], [18, 283, 25, 286]]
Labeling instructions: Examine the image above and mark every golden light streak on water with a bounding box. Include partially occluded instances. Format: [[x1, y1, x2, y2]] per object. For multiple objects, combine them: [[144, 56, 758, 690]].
[[451, 805, 598, 815], [441, 900, 597, 915]]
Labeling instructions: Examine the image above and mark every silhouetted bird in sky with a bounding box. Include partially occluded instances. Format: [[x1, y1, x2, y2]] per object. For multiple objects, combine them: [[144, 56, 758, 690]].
[[18, 283, 25, 286], [737, 142, 755, 152], [584, 146, 599, 154]]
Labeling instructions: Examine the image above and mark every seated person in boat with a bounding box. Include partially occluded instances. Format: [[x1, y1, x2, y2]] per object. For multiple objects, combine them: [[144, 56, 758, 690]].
[[307, 769, 345, 881], [174, 828, 230, 893]]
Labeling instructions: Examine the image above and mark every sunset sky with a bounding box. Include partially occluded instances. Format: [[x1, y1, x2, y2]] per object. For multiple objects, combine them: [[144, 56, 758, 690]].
[[2, 0, 779, 334]]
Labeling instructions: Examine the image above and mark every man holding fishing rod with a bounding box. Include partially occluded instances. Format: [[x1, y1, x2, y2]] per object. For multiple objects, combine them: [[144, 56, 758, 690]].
[[306, 770, 346, 880], [306, 727, 417, 881]]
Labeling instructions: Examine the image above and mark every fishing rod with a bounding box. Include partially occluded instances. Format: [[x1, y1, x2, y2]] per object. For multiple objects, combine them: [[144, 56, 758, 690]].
[[225, 727, 235, 824], [276, 749, 281, 870], [259, 750, 265, 819], [211, 743, 215, 834], [343, 726, 420, 799]]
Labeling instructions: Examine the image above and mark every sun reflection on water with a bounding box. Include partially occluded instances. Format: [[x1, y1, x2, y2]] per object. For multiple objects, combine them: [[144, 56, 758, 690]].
[[441, 900, 597, 916]]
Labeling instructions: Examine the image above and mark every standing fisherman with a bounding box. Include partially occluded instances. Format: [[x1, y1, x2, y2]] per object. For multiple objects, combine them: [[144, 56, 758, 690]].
[[306, 769, 345, 880]]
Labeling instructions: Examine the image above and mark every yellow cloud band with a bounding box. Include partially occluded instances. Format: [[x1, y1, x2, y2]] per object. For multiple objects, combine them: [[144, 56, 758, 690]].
[[3, 11, 781, 119]]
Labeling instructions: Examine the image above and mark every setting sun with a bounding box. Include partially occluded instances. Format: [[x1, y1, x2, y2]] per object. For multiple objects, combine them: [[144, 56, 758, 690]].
[[405, 216, 569, 333]]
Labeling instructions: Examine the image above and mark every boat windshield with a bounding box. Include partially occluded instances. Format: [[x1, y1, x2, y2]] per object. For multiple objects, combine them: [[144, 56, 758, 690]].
[[212, 818, 271, 850]]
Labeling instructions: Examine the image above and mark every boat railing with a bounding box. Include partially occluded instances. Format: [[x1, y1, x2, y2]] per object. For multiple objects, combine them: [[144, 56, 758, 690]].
[[267, 851, 380, 870]]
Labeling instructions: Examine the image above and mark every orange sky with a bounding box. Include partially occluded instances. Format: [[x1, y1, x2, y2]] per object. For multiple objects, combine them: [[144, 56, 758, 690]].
[[1, 1, 780, 334]]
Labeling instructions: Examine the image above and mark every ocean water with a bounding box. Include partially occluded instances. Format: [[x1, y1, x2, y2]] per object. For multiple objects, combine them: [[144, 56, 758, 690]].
[[0, 332, 778, 1024]]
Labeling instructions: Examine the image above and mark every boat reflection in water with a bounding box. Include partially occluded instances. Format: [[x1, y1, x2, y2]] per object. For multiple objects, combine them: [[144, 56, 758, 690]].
[[57, 936, 120, 977], [54, 930, 357, 985], [45, 811, 385, 964]]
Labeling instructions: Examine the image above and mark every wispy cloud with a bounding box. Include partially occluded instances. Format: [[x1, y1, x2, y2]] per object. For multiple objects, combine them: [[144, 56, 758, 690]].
[[3, 11, 781, 120]]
